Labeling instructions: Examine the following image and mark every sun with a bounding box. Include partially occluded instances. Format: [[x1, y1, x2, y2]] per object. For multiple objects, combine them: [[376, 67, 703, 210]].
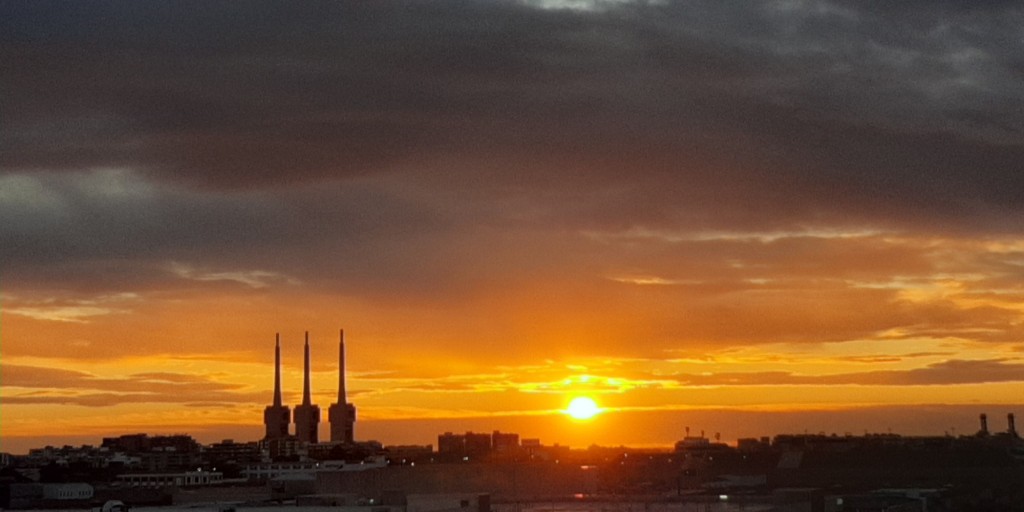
[[566, 396, 600, 420]]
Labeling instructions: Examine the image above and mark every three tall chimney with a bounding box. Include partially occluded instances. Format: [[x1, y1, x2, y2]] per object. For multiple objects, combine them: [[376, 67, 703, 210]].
[[264, 330, 356, 444]]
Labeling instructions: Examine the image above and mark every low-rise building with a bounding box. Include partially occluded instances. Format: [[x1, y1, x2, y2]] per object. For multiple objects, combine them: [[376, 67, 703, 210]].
[[116, 470, 223, 488]]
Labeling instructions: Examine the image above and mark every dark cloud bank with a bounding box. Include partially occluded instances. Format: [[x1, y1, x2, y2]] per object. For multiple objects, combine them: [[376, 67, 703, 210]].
[[3, 1, 1024, 354], [3, 1, 1022, 214]]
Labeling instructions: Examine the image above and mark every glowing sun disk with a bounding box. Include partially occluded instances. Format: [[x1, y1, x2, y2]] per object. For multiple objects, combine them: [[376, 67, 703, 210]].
[[566, 396, 600, 420]]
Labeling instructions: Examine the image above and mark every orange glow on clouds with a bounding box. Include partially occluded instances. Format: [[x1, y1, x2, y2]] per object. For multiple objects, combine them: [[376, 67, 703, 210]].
[[3, 230, 1024, 454]]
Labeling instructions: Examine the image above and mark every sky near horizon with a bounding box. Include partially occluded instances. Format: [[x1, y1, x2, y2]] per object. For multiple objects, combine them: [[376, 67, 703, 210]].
[[2, 1, 1024, 455]]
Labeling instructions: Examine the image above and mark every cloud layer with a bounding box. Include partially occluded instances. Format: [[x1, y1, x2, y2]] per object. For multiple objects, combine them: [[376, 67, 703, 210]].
[[2, 0, 1023, 448]]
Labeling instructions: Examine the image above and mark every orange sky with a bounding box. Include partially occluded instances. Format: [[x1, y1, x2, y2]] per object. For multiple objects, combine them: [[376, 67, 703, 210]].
[[2, 1, 1024, 454]]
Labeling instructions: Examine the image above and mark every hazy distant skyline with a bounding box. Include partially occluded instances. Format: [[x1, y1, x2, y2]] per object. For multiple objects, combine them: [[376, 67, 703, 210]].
[[2, 1, 1023, 454]]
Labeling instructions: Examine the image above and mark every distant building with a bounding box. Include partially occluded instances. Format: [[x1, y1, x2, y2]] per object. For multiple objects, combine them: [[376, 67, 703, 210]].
[[243, 456, 386, 482], [438, 432, 465, 458], [737, 437, 771, 452], [8, 483, 95, 509], [101, 434, 200, 454], [140, 450, 201, 472], [102, 434, 150, 453], [41, 483, 94, 500], [116, 470, 223, 488], [261, 436, 301, 461], [491, 431, 519, 455], [520, 438, 543, 458], [464, 432, 491, 458], [436, 431, 519, 461], [53, 434, 202, 470], [675, 436, 711, 450], [242, 461, 323, 482], [407, 493, 490, 512], [204, 439, 261, 465], [386, 445, 434, 464]]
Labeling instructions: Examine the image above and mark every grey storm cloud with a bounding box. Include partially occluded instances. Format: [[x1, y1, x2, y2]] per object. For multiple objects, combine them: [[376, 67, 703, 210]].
[[0, 169, 461, 292], [3, 0, 1024, 320], [2, 0, 1023, 235]]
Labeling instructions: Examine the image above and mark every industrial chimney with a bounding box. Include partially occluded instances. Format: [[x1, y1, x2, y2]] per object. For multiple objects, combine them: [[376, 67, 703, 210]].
[[293, 331, 322, 443], [329, 329, 357, 443], [1010, 413, 1018, 437], [979, 413, 989, 436], [262, 334, 291, 440]]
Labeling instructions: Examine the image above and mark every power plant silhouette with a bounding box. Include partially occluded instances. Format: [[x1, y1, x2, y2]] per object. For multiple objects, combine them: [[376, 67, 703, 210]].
[[264, 329, 356, 444]]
